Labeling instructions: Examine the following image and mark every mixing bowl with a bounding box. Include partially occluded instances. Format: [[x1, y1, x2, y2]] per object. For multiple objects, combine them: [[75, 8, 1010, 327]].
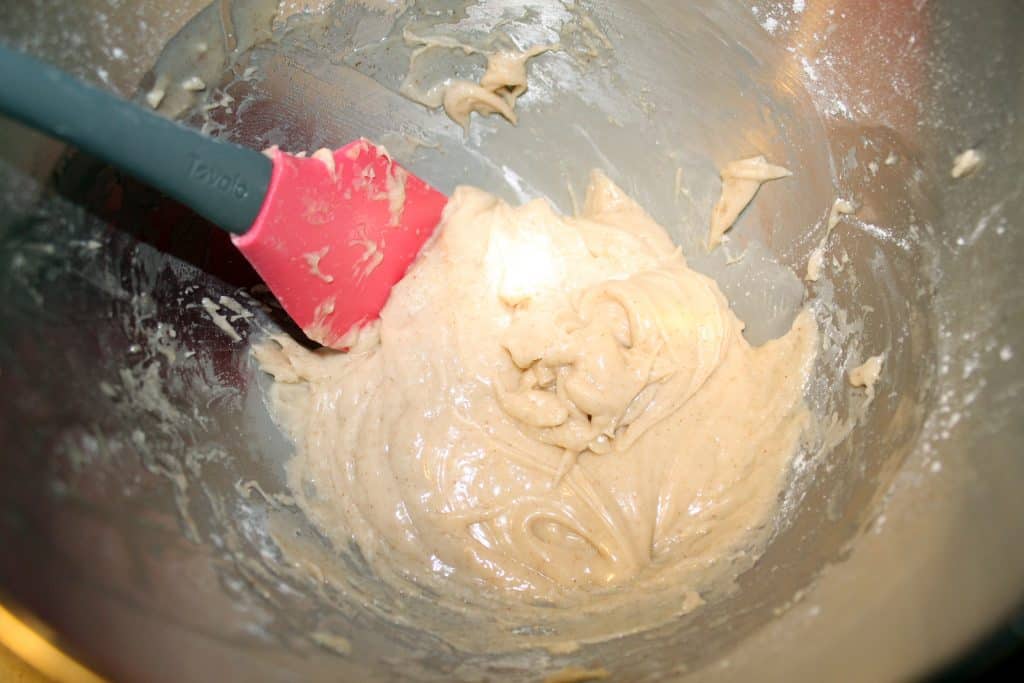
[[1, 1, 1021, 680]]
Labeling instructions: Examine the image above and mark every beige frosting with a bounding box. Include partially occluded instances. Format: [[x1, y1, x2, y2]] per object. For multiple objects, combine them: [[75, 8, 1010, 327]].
[[256, 171, 817, 611], [708, 155, 791, 250]]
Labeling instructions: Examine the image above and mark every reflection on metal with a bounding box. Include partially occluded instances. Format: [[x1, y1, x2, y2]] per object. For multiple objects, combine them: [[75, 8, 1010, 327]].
[[0, 603, 105, 683]]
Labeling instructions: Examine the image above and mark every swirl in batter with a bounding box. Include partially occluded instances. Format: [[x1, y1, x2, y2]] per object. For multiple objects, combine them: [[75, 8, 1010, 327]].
[[256, 171, 816, 610]]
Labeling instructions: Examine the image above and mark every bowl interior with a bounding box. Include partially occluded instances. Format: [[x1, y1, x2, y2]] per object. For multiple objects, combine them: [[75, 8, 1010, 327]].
[[2, 1, 1021, 682]]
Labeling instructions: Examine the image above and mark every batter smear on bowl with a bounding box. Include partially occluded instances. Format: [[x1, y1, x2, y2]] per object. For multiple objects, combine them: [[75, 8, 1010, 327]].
[[255, 170, 817, 608]]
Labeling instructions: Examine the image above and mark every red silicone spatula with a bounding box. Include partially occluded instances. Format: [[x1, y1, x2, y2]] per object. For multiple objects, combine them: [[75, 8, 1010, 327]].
[[0, 45, 447, 349], [234, 140, 447, 348]]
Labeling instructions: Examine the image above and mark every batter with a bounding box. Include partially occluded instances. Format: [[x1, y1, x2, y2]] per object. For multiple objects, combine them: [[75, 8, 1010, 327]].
[[256, 170, 817, 609], [400, 29, 557, 132]]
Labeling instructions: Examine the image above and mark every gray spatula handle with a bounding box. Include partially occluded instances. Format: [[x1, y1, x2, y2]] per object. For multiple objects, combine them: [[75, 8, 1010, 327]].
[[0, 44, 271, 235]]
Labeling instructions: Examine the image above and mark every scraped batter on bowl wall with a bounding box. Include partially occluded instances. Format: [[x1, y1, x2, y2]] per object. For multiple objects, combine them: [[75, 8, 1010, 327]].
[[255, 168, 818, 611]]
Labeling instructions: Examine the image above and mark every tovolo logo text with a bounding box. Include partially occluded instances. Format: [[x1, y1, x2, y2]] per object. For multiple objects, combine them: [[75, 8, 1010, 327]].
[[188, 155, 249, 199]]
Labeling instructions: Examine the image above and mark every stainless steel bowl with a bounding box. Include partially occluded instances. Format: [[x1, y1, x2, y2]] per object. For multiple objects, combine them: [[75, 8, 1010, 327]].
[[1, 1, 1021, 681]]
